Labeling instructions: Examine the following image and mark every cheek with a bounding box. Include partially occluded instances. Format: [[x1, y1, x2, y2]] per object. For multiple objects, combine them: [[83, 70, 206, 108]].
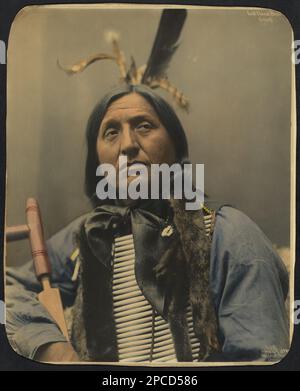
[[145, 132, 176, 164], [96, 138, 118, 165]]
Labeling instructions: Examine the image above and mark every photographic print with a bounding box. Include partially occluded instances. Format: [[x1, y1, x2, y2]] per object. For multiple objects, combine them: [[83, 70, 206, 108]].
[[3, 4, 296, 367]]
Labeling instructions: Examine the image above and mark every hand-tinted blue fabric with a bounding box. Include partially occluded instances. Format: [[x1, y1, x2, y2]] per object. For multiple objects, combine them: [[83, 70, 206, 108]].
[[5, 207, 290, 361], [209, 207, 289, 362]]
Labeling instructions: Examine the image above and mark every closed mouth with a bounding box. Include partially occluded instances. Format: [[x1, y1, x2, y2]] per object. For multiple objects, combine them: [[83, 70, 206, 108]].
[[119, 161, 149, 172]]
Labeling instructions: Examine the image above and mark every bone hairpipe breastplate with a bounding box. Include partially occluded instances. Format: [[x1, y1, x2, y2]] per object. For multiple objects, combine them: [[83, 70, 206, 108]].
[[111, 212, 214, 362]]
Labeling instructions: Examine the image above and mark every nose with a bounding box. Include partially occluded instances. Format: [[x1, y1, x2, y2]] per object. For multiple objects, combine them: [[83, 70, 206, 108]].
[[120, 127, 139, 159]]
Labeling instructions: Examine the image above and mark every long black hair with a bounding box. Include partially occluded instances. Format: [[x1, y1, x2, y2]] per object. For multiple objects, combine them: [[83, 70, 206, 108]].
[[85, 84, 189, 205]]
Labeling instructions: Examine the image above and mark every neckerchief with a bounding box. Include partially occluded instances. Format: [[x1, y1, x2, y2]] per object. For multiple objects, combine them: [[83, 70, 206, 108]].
[[83, 200, 177, 319]]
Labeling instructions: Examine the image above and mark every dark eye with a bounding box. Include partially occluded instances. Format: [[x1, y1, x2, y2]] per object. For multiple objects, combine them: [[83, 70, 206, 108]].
[[104, 127, 119, 140], [136, 122, 154, 132]]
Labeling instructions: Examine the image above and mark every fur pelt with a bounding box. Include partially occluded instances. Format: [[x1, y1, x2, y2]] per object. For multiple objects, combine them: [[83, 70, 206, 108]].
[[170, 199, 220, 359], [70, 199, 220, 362]]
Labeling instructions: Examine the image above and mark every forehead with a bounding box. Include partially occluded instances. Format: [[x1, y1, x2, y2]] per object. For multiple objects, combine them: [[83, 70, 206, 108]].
[[103, 93, 159, 121]]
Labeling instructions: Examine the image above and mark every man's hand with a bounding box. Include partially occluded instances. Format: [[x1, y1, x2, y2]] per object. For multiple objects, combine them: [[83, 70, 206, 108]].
[[34, 342, 80, 363]]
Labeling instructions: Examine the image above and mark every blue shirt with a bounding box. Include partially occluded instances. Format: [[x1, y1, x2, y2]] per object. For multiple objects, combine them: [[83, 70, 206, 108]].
[[5, 206, 290, 362]]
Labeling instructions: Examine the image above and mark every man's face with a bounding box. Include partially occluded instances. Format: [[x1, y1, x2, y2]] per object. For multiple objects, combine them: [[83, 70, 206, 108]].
[[97, 93, 177, 186]]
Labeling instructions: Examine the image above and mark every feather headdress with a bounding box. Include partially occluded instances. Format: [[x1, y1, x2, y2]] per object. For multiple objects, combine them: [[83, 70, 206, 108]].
[[58, 9, 189, 110]]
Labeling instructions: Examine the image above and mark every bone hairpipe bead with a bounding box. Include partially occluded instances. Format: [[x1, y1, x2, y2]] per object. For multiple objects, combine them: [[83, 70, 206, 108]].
[[26, 198, 51, 279]]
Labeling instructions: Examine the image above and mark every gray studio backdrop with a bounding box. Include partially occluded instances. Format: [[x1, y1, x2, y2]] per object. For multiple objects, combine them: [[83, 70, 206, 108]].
[[6, 6, 292, 267]]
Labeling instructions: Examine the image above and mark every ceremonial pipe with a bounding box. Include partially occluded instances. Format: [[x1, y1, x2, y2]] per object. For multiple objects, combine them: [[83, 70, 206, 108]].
[[25, 198, 52, 279], [25, 198, 69, 340], [6, 199, 70, 341], [5, 225, 30, 242]]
